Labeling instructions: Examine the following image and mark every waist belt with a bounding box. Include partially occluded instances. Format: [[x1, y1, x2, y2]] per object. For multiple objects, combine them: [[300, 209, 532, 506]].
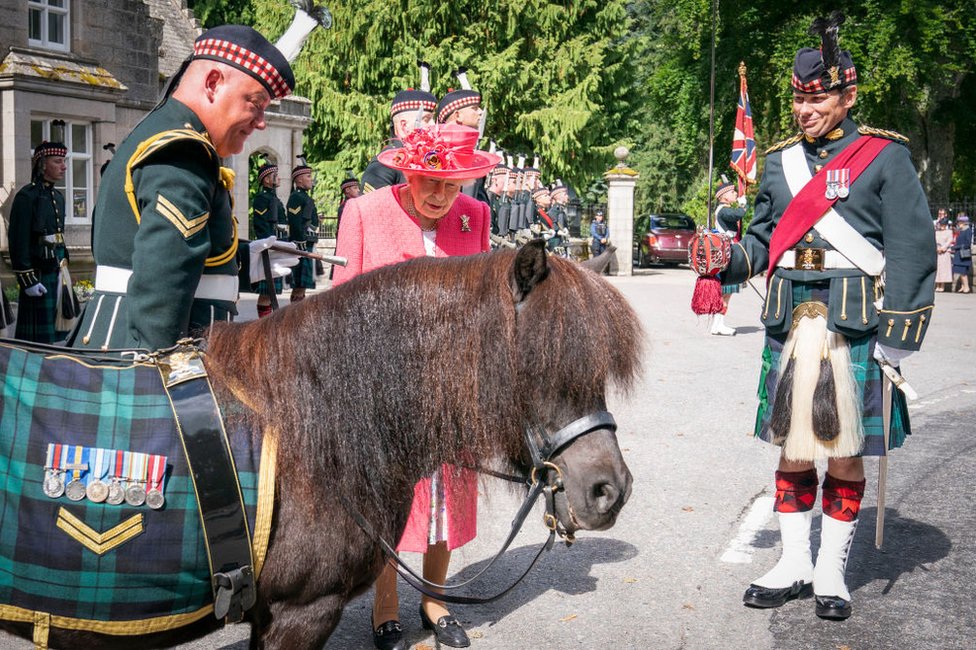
[[158, 348, 255, 622], [777, 248, 859, 272], [95, 265, 238, 301]]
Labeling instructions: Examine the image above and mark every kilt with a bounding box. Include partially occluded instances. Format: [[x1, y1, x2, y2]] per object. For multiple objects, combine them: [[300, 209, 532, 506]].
[[0, 341, 275, 633], [253, 277, 284, 296], [287, 258, 316, 289], [753, 282, 911, 456], [14, 269, 66, 344]]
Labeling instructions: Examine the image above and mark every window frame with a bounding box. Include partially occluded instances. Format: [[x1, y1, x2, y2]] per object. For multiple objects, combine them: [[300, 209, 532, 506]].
[[28, 0, 70, 52], [31, 118, 93, 224]]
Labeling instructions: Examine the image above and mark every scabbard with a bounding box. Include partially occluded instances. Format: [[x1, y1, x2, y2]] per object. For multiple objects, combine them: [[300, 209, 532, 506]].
[[875, 366, 893, 549]]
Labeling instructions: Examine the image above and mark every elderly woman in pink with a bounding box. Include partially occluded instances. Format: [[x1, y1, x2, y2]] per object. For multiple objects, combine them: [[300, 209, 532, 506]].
[[332, 123, 498, 650]]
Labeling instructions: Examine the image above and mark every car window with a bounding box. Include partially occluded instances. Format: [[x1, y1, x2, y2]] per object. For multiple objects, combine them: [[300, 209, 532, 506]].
[[652, 215, 695, 230]]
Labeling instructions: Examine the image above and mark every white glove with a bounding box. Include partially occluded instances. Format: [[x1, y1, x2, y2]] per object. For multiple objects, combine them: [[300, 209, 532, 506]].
[[737, 195, 747, 208], [25, 283, 47, 297], [873, 342, 913, 366], [249, 236, 300, 283]]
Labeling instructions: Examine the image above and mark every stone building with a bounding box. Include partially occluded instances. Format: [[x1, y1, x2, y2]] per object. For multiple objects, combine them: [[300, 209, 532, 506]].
[[0, 0, 312, 280]]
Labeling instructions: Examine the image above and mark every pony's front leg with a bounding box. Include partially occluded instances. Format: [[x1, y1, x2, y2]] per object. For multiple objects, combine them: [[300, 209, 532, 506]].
[[250, 594, 346, 650]]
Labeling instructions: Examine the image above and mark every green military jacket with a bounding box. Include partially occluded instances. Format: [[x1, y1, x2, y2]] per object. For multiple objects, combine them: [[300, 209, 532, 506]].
[[251, 186, 285, 240], [8, 180, 67, 287], [360, 140, 404, 193], [69, 98, 240, 352], [286, 188, 318, 250], [723, 118, 936, 351]]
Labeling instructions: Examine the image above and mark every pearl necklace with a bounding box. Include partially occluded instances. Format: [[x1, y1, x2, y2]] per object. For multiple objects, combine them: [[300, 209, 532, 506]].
[[402, 189, 439, 231]]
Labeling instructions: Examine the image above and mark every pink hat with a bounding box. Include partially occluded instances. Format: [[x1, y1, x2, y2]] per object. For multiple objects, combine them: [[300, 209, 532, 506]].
[[378, 124, 501, 180]]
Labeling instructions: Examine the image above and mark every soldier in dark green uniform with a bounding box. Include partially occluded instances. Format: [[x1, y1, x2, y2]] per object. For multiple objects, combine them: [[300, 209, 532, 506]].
[[696, 14, 935, 621], [361, 80, 437, 193], [8, 141, 68, 343], [485, 159, 508, 235], [68, 24, 310, 352], [251, 160, 288, 318], [437, 68, 491, 208], [285, 162, 319, 302]]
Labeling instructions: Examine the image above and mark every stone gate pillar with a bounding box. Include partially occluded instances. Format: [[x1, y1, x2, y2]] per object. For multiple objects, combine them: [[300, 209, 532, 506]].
[[604, 146, 639, 276]]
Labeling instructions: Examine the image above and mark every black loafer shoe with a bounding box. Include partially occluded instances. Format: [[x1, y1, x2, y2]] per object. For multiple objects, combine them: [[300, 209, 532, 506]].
[[420, 604, 470, 648], [815, 595, 852, 620], [742, 581, 812, 608], [372, 620, 406, 650]]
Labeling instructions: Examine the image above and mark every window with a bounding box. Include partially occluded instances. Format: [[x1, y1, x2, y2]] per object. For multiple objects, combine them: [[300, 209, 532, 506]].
[[31, 118, 93, 223], [28, 0, 70, 52]]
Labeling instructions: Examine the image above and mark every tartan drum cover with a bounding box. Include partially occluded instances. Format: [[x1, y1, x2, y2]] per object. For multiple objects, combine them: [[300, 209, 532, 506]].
[[0, 340, 273, 633]]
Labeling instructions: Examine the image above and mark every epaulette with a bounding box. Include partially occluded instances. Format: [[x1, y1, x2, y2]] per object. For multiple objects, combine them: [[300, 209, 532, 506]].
[[858, 125, 909, 144], [764, 133, 803, 155]]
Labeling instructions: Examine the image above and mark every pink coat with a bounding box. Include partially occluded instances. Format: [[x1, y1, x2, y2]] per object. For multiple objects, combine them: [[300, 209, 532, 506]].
[[332, 185, 489, 552]]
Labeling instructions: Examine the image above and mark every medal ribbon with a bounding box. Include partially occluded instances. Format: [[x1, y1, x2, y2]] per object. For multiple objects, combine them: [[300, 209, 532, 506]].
[[129, 451, 147, 485], [113, 449, 124, 481], [147, 454, 166, 493], [46, 443, 61, 471], [92, 447, 108, 483], [69, 445, 86, 483]]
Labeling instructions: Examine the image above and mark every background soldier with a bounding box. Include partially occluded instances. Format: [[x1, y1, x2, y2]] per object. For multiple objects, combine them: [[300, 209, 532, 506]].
[[361, 63, 437, 193], [252, 160, 287, 317], [286, 159, 319, 302], [8, 141, 69, 343], [697, 13, 936, 621], [711, 180, 745, 336], [437, 68, 491, 208], [337, 171, 361, 225], [68, 17, 322, 351]]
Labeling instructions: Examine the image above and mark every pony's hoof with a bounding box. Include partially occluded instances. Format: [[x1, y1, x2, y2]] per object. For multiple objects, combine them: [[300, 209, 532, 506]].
[[420, 604, 470, 648], [372, 620, 406, 650]]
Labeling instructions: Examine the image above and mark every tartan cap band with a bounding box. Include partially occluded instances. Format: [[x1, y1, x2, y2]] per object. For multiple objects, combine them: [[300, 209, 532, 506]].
[[391, 99, 437, 116], [32, 142, 67, 165], [791, 47, 857, 93], [340, 177, 359, 189], [193, 26, 295, 99], [292, 165, 312, 181], [257, 164, 278, 183]]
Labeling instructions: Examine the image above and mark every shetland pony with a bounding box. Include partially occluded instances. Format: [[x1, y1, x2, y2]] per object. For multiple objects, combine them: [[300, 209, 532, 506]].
[[5, 241, 642, 649]]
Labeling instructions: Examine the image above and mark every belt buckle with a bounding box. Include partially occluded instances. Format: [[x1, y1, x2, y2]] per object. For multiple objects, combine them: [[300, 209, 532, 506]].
[[794, 248, 824, 271]]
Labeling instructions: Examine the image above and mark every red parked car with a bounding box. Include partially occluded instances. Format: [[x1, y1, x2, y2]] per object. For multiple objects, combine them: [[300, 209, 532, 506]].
[[633, 213, 697, 267]]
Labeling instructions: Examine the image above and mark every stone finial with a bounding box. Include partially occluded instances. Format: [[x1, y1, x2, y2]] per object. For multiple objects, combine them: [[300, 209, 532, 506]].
[[605, 145, 639, 178]]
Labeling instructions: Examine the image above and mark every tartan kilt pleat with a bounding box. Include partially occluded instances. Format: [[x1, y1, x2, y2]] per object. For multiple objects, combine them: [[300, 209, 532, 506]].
[[253, 277, 284, 296], [287, 258, 316, 289], [754, 282, 911, 456], [14, 269, 65, 344]]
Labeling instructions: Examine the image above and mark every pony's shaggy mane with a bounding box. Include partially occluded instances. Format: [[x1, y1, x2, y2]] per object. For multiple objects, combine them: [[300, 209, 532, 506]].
[[205, 250, 642, 513]]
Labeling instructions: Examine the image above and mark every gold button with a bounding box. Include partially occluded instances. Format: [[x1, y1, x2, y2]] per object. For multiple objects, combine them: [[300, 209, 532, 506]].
[[819, 150, 829, 159], [804, 233, 815, 243]]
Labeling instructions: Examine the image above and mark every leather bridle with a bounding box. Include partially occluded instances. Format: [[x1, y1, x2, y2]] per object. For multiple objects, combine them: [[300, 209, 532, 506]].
[[341, 410, 618, 605]]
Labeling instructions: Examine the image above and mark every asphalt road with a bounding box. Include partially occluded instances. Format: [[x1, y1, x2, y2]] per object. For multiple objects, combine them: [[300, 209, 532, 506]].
[[4, 266, 974, 650]]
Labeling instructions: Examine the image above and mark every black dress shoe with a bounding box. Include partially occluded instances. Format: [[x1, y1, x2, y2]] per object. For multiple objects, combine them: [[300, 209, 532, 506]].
[[815, 595, 852, 620], [419, 604, 470, 648], [372, 620, 406, 650], [742, 580, 812, 608]]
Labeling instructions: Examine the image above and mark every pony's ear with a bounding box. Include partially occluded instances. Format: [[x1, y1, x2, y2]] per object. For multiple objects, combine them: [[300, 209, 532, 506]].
[[510, 239, 550, 303]]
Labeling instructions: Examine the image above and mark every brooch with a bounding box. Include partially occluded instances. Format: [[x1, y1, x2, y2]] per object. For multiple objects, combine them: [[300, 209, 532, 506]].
[[460, 215, 471, 232]]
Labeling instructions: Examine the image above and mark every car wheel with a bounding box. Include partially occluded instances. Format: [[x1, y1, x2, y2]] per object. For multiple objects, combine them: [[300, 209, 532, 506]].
[[637, 248, 647, 268]]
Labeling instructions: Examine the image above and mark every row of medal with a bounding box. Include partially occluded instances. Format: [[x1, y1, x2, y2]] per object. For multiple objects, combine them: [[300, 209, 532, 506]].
[[43, 443, 168, 510]]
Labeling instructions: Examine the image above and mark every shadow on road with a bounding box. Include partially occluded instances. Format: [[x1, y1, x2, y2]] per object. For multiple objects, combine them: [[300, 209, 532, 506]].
[[448, 536, 640, 628]]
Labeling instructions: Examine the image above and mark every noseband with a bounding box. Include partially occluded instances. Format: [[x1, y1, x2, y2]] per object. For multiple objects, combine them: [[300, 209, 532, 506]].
[[524, 410, 618, 543], [341, 409, 617, 605]]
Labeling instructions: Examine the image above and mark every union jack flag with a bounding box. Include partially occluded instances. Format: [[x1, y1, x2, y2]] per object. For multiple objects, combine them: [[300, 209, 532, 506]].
[[730, 63, 756, 195]]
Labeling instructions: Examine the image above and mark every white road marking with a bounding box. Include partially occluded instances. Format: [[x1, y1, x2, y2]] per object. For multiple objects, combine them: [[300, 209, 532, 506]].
[[720, 496, 775, 564], [908, 388, 976, 411]]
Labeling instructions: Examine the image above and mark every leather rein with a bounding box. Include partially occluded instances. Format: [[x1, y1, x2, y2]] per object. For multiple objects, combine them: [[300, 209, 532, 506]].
[[341, 410, 617, 605]]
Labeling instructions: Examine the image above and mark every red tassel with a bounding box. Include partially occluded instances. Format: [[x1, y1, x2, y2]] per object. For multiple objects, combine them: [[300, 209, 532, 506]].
[[691, 276, 725, 315]]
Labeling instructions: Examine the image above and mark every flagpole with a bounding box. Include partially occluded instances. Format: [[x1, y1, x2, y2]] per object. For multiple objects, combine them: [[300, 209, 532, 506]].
[[705, 0, 718, 230]]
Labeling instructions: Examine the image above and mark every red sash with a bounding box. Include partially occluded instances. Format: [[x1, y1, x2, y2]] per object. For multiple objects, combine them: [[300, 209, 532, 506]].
[[767, 135, 891, 273], [537, 208, 554, 228]]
